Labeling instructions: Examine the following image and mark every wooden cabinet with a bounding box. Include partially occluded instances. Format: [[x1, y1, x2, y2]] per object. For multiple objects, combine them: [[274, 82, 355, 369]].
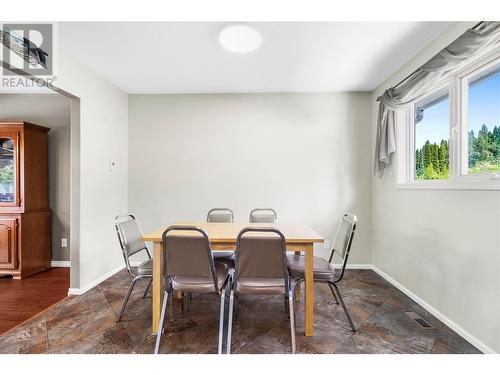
[[0, 122, 51, 279], [0, 217, 18, 269]]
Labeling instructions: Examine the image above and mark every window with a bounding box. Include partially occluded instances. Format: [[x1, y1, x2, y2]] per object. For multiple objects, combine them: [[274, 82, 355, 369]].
[[464, 63, 500, 175], [0, 138, 15, 203], [413, 87, 450, 180], [396, 48, 500, 190]]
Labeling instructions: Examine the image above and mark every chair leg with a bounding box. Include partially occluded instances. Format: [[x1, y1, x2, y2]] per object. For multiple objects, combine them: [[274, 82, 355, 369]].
[[327, 283, 340, 305], [288, 293, 296, 354], [181, 293, 187, 314], [284, 295, 289, 319], [218, 289, 226, 354], [142, 278, 152, 298], [332, 283, 356, 332], [154, 290, 170, 354], [116, 275, 141, 322], [226, 290, 235, 354]]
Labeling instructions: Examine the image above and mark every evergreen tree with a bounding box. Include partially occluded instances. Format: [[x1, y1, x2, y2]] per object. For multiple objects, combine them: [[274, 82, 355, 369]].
[[416, 124, 500, 179], [415, 149, 424, 178], [439, 140, 449, 178]]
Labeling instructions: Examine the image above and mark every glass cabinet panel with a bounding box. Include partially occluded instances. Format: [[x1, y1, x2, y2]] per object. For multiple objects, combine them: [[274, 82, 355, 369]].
[[0, 138, 15, 203]]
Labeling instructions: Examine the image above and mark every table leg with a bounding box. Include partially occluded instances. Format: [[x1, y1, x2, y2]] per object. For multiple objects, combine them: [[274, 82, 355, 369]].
[[304, 243, 314, 336], [152, 241, 163, 334]]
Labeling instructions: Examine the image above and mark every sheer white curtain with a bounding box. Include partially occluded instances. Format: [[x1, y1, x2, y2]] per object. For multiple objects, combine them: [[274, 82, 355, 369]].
[[374, 21, 500, 178]]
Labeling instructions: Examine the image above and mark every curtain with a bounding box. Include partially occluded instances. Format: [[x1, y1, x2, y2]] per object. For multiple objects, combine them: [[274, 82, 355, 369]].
[[374, 21, 500, 178]]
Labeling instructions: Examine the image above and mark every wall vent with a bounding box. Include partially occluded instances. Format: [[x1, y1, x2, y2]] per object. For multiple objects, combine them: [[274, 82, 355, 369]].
[[403, 310, 435, 330]]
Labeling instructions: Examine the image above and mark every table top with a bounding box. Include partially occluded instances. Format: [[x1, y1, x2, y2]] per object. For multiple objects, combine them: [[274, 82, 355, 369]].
[[142, 222, 324, 244]]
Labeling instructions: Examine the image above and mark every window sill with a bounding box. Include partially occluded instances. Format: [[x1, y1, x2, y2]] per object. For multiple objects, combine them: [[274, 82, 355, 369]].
[[395, 178, 500, 191]]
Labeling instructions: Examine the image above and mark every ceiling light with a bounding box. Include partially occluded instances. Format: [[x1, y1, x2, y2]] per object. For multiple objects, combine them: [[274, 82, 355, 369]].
[[218, 24, 262, 53]]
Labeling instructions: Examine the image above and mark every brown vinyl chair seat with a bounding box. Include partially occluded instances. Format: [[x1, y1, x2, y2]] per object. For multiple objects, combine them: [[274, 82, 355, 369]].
[[172, 262, 229, 293], [286, 254, 336, 282], [137, 258, 153, 276], [236, 277, 285, 295]]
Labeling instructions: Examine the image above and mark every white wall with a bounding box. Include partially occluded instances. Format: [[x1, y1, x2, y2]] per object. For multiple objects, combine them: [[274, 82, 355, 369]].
[[0, 93, 71, 261], [371, 22, 500, 353], [129, 93, 372, 263], [55, 50, 129, 289]]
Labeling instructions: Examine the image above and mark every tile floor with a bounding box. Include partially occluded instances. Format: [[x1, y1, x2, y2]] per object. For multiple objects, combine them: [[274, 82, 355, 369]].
[[0, 269, 481, 354]]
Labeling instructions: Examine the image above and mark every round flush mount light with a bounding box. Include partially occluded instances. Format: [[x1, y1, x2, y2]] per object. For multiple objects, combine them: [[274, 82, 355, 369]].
[[218, 24, 262, 53]]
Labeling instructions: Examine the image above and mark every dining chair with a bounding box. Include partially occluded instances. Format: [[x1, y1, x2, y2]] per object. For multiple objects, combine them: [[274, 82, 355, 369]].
[[154, 225, 231, 354], [249, 208, 278, 223], [287, 213, 357, 332], [207, 208, 235, 266], [114, 214, 153, 322], [226, 227, 296, 354]]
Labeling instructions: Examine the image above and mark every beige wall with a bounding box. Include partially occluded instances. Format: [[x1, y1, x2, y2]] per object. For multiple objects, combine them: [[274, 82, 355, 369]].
[[0, 93, 71, 261], [56, 50, 129, 290], [371, 22, 500, 353], [128, 93, 372, 263]]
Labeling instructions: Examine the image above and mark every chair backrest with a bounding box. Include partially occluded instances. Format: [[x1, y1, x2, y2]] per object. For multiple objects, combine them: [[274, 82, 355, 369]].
[[207, 208, 234, 223], [235, 227, 289, 293], [328, 214, 357, 281], [162, 226, 218, 292], [249, 208, 278, 223], [114, 214, 149, 274]]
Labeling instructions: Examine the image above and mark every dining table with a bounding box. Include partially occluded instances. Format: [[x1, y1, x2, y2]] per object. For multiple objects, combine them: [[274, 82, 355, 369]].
[[142, 222, 324, 336]]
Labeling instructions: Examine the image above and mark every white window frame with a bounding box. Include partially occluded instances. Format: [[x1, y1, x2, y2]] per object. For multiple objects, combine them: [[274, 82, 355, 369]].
[[395, 47, 500, 190]]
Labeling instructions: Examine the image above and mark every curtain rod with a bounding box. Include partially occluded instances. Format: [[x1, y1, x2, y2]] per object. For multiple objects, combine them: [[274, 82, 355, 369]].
[[376, 21, 485, 101]]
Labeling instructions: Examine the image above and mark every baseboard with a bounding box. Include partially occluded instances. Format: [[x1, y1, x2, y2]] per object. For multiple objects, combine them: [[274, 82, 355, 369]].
[[371, 265, 495, 354], [335, 263, 373, 269], [68, 263, 125, 296], [51, 261, 71, 268]]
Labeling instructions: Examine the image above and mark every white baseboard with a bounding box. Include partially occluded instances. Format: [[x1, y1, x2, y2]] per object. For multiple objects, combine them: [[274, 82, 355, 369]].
[[371, 265, 495, 354], [68, 263, 125, 296], [51, 260, 71, 267], [335, 263, 373, 269]]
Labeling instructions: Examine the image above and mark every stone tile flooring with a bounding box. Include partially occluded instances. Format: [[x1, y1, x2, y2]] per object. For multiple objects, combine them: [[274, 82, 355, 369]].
[[0, 269, 481, 354]]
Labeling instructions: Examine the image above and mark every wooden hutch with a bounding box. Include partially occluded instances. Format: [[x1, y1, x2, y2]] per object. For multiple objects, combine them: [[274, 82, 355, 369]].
[[0, 122, 51, 279]]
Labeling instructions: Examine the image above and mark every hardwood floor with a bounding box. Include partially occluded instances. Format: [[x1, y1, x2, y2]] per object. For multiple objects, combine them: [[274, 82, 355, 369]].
[[0, 269, 481, 354], [0, 267, 70, 335]]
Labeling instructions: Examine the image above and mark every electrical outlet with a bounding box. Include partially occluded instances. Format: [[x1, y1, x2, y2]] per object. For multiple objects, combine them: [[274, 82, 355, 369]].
[[61, 238, 68, 248]]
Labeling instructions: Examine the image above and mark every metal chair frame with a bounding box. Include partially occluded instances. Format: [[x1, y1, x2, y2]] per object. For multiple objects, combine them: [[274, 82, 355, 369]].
[[227, 227, 295, 354], [114, 214, 152, 322], [207, 208, 235, 223], [290, 214, 357, 332], [154, 225, 230, 354], [249, 208, 278, 223]]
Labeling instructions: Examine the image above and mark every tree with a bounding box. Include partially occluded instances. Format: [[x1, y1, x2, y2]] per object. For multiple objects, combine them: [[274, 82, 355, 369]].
[[439, 140, 449, 178], [415, 149, 424, 178], [423, 163, 439, 179], [417, 124, 500, 179]]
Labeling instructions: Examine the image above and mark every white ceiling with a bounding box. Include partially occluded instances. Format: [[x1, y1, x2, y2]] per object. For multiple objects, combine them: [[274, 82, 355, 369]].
[[0, 94, 71, 129], [59, 22, 453, 94]]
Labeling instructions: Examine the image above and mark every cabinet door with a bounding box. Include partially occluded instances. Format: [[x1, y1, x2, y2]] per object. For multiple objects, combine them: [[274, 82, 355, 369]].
[[0, 218, 18, 269], [0, 132, 20, 207]]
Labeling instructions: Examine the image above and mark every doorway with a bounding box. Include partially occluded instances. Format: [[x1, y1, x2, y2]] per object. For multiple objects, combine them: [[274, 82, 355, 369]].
[[0, 92, 72, 334]]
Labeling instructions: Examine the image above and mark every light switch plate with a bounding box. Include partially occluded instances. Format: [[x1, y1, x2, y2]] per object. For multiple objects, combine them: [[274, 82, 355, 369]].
[[61, 238, 68, 248], [109, 160, 116, 172]]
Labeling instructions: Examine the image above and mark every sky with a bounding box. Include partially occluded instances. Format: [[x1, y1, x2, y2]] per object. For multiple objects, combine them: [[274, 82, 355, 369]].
[[415, 71, 500, 149]]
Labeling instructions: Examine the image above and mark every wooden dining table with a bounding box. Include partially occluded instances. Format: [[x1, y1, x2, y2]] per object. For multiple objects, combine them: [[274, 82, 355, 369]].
[[142, 222, 324, 337]]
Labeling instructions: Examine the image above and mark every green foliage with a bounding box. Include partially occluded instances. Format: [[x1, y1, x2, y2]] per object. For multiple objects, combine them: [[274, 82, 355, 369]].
[[416, 124, 500, 180], [0, 163, 13, 184], [468, 124, 500, 174], [415, 139, 449, 180]]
